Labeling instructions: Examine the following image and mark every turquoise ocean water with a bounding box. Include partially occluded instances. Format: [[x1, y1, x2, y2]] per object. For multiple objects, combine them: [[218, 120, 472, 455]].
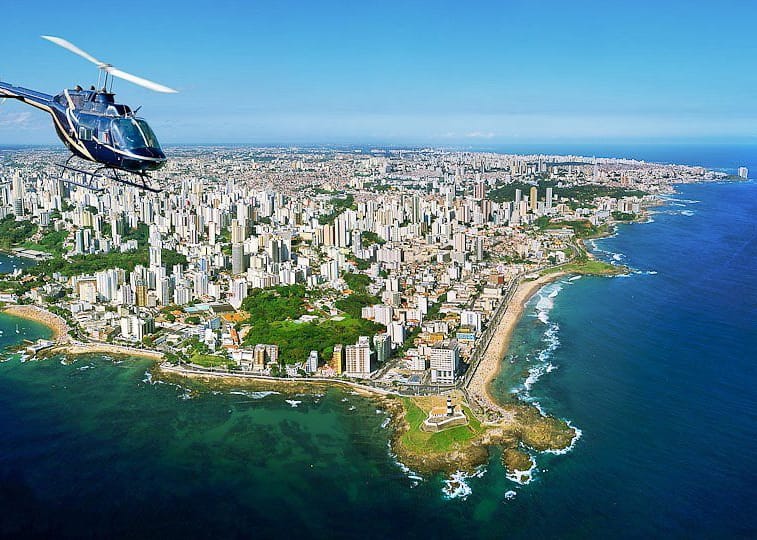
[[0, 177, 755, 537]]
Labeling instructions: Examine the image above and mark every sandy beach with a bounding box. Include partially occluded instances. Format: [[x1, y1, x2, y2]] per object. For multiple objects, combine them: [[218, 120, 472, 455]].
[[466, 272, 567, 416], [2, 304, 71, 342], [52, 342, 165, 360]]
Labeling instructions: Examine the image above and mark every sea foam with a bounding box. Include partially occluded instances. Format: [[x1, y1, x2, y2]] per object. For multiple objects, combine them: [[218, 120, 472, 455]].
[[386, 441, 422, 487], [545, 420, 583, 456], [506, 457, 536, 485], [523, 361, 558, 393], [229, 390, 280, 399], [442, 467, 487, 500], [534, 283, 562, 324]]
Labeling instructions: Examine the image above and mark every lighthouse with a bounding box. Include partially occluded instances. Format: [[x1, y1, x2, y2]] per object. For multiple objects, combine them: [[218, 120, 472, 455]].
[[446, 397, 454, 417]]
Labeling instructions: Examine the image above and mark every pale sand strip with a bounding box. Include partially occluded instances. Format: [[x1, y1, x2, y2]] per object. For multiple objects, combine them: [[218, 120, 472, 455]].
[[3, 305, 164, 360], [2, 305, 71, 342], [53, 343, 164, 360], [466, 272, 567, 414]]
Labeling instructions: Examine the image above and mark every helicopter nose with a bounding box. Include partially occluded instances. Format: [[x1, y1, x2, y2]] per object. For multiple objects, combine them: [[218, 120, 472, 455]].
[[133, 147, 166, 160], [131, 147, 166, 170]]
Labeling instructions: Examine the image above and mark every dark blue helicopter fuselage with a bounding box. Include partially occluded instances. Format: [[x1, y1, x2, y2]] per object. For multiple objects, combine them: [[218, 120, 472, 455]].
[[0, 81, 166, 174]]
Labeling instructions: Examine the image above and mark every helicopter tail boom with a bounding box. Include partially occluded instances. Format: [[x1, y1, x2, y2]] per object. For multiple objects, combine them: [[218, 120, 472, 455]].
[[0, 81, 54, 110]]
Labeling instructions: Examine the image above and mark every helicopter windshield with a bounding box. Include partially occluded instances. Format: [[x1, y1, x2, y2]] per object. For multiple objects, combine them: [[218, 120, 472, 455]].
[[111, 118, 161, 151]]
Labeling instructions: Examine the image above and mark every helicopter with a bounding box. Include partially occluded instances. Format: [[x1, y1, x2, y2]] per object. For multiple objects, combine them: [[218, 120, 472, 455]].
[[0, 36, 177, 193]]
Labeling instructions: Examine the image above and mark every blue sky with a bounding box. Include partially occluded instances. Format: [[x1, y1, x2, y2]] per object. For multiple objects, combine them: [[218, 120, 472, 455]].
[[1, 0, 756, 145]]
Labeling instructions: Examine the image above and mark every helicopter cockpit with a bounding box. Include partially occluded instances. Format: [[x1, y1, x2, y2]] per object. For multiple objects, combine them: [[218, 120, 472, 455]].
[[110, 117, 161, 152], [72, 109, 165, 163]]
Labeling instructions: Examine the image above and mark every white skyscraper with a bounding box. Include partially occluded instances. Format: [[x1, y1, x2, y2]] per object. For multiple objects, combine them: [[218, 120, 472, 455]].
[[149, 224, 162, 268], [305, 350, 319, 374], [430, 341, 460, 385], [345, 336, 373, 377]]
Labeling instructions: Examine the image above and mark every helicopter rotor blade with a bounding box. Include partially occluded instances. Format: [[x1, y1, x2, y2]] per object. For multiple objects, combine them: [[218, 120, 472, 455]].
[[41, 35, 106, 68], [41, 35, 178, 94], [104, 67, 178, 94]]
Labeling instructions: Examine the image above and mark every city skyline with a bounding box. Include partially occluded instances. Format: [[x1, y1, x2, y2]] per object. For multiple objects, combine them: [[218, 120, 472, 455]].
[[1, 0, 756, 145]]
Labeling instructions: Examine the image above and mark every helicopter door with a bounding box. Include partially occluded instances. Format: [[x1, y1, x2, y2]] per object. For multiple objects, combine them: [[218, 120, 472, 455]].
[[97, 118, 112, 146]]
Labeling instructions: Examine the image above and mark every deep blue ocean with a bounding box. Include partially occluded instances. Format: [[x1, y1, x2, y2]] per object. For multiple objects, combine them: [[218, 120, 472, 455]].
[[0, 150, 755, 539]]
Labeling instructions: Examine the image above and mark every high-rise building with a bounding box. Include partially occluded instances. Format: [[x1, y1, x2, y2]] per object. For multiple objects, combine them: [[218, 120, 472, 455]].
[[345, 336, 373, 377], [74, 229, 85, 254], [373, 334, 391, 363], [229, 278, 248, 309], [265, 344, 279, 365], [373, 304, 394, 326], [453, 232, 466, 252], [254, 344, 267, 369], [149, 245, 162, 268], [174, 284, 191, 306], [231, 243, 246, 275], [95, 268, 123, 302], [546, 187, 553, 209], [148, 225, 162, 268], [135, 279, 148, 307], [332, 344, 344, 375], [530, 186, 538, 212], [738, 167, 749, 179], [305, 350, 318, 374], [460, 310, 482, 333], [475, 237, 484, 260], [193, 271, 209, 298], [230, 218, 246, 244], [473, 181, 486, 200], [430, 341, 460, 385], [156, 276, 173, 306]]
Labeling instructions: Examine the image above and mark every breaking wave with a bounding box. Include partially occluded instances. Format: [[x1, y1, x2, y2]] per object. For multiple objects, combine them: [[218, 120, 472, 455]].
[[545, 420, 583, 456], [229, 390, 280, 399], [506, 456, 536, 485], [534, 282, 562, 324], [386, 441, 422, 487], [442, 467, 487, 500]]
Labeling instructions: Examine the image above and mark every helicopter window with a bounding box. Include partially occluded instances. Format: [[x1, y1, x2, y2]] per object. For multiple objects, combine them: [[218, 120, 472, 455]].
[[135, 120, 160, 148], [97, 118, 112, 145], [111, 118, 161, 150], [78, 126, 93, 141]]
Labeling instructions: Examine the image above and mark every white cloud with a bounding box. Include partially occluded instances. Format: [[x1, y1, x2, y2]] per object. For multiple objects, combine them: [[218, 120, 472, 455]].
[[465, 131, 496, 139], [0, 111, 34, 128]]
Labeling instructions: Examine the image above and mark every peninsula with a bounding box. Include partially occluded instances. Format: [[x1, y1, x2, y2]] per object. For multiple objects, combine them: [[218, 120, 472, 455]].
[[0, 146, 727, 478]]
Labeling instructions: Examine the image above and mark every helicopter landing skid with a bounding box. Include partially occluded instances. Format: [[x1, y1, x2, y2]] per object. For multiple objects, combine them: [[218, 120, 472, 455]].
[[55, 161, 161, 193], [55, 162, 105, 193]]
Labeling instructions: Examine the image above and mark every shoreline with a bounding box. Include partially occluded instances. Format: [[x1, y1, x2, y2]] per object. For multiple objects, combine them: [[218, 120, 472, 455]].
[[1, 304, 70, 342], [50, 342, 165, 360], [156, 362, 390, 397], [466, 271, 568, 412]]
